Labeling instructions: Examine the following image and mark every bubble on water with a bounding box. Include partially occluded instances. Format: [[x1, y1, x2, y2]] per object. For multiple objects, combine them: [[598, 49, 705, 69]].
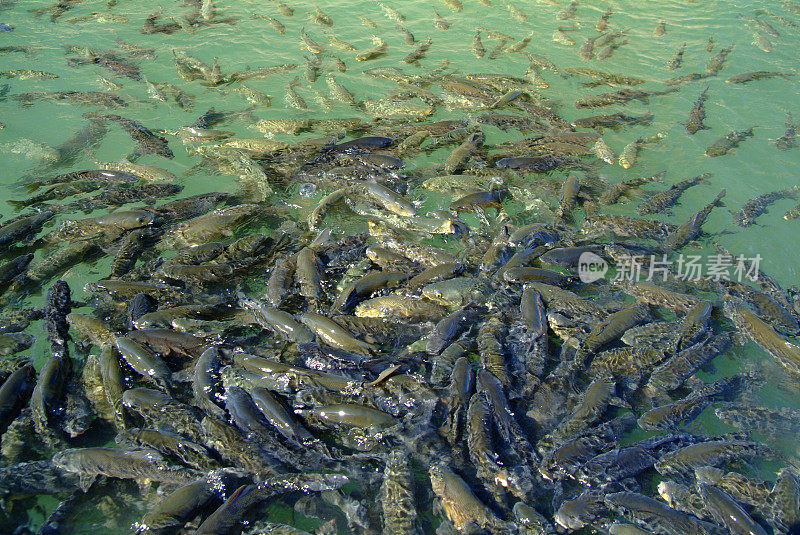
[[299, 183, 316, 197]]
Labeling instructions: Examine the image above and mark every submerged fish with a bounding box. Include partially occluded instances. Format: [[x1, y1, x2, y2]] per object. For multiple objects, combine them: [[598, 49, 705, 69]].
[[686, 86, 710, 135], [732, 186, 800, 226], [705, 127, 756, 157]]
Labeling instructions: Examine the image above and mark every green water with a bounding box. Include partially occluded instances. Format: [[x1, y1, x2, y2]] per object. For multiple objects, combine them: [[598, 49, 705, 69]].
[[2, 0, 797, 289], [1, 0, 800, 532]]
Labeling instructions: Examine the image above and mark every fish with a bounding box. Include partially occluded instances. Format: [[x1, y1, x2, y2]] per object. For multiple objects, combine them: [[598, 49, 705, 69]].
[[686, 86, 710, 135], [706, 44, 733, 74], [429, 464, 505, 531], [0, 2, 798, 532], [325, 32, 357, 51], [14, 90, 127, 109], [698, 483, 768, 535], [575, 87, 679, 108], [636, 173, 711, 215], [359, 15, 377, 28], [0, 69, 58, 80], [403, 38, 431, 64], [732, 186, 800, 226], [572, 112, 653, 131], [592, 138, 616, 164], [253, 13, 286, 34], [284, 76, 307, 110], [596, 8, 612, 31], [326, 73, 355, 105], [395, 23, 415, 45], [664, 189, 726, 248], [472, 32, 486, 58], [355, 37, 388, 61], [307, 5, 332, 26], [775, 113, 799, 151], [705, 127, 756, 157], [666, 43, 686, 70], [300, 27, 324, 54], [53, 447, 201, 489], [753, 31, 772, 52], [85, 113, 173, 159], [664, 72, 713, 86], [605, 492, 726, 535], [725, 71, 795, 84], [378, 3, 405, 23], [618, 139, 640, 169], [553, 26, 577, 46], [557, 1, 578, 20], [785, 203, 800, 220], [433, 10, 451, 30]]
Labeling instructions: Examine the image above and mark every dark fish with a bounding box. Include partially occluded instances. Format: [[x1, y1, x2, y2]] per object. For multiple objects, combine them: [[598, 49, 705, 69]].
[[52, 447, 201, 489], [0, 211, 54, 252], [68, 53, 141, 81], [605, 492, 726, 535], [686, 86, 710, 135], [14, 90, 127, 109], [732, 186, 800, 226], [85, 113, 173, 159], [775, 113, 799, 151], [22, 169, 138, 192], [705, 127, 756, 157], [698, 483, 767, 535], [140, 477, 225, 534], [0, 365, 36, 435], [196, 474, 348, 534], [572, 112, 653, 131], [575, 87, 678, 108], [664, 72, 712, 86], [706, 45, 733, 74], [665, 189, 726, 248], [427, 304, 484, 354], [0, 254, 33, 294], [450, 189, 507, 212], [725, 71, 794, 84], [667, 43, 686, 70], [636, 173, 711, 215], [496, 155, 565, 172]]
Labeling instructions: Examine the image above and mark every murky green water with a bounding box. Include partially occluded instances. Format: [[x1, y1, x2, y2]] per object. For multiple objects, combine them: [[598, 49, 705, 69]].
[[1, 0, 800, 532]]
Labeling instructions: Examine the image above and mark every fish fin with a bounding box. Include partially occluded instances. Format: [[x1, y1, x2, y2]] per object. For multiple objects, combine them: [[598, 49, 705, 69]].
[[78, 473, 97, 492], [608, 396, 630, 409]]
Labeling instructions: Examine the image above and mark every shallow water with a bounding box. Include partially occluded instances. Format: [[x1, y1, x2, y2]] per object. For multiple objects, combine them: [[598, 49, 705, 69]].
[[1, 0, 800, 532]]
